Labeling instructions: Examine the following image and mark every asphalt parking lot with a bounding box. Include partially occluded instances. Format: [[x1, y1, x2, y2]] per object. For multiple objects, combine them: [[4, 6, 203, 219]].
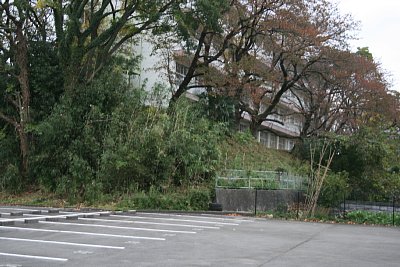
[[0, 206, 400, 267]]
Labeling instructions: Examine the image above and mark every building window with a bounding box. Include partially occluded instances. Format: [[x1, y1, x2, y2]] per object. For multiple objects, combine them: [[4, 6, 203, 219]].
[[175, 62, 199, 87], [260, 132, 268, 146], [175, 63, 188, 85], [279, 137, 285, 150], [176, 63, 188, 76], [288, 140, 295, 150], [269, 133, 277, 149]]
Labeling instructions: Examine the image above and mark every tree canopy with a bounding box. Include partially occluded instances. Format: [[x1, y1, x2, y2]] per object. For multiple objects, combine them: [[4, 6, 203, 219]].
[[0, 0, 398, 204]]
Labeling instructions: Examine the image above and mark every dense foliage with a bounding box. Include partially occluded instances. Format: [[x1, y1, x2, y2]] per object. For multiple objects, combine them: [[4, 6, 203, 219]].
[[294, 129, 400, 205], [0, 0, 399, 211], [346, 210, 400, 226], [1, 58, 224, 204]]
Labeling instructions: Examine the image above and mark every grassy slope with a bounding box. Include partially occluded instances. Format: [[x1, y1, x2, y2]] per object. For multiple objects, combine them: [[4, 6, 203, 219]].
[[218, 133, 308, 175]]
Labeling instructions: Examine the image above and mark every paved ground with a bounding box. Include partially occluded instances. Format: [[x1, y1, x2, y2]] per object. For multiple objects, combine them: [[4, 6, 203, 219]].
[[0, 206, 399, 266]]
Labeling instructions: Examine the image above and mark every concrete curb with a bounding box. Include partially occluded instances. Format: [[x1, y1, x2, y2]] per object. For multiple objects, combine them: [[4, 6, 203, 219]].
[[136, 209, 254, 217], [0, 220, 15, 226]]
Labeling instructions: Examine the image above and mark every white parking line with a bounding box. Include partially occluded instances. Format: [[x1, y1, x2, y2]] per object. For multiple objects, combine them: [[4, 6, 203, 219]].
[[138, 212, 252, 222], [0, 207, 42, 212], [0, 211, 110, 223], [39, 221, 196, 234], [0, 226, 165, 241], [22, 213, 42, 217], [111, 215, 239, 225], [0, 252, 68, 262], [0, 237, 125, 250], [78, 217, 220, 229]]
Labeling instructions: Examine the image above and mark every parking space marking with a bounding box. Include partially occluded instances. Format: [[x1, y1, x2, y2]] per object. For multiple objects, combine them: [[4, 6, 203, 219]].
[[0, 207, 42, 212], [22, 213, 44, 218], [0, 226, 165, 241], [139, 212, 253, 222], [0, 252, 68, 262], [39, 221, 197, 234], [200, 215, 254, 222], [78, 217, 221, 229], [111, 214, 240, 226], [0, 237, 125, 250], [0, 211, 110, 223]]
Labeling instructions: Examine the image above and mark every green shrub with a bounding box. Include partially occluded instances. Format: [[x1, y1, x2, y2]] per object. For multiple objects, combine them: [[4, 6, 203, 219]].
[[33, 66, 127, 196], [187, 189, 210, 210], [0, 130, 21, 193], [99, 96, 223, 193], [346, 210, 400, 226], [233, 131, 254, 145], [0, 164, 23, 194], [331, 126, 395, 200], [116, 187, 211, 211], [319, 171, 350, 208]]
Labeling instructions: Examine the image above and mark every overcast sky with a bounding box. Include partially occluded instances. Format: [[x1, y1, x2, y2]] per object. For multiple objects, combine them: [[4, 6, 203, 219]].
[[331, 0, 400, 92]]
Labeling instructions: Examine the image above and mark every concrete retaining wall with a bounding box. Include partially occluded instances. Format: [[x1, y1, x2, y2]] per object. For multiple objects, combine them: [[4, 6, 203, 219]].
[[215, 188, 304, 212]]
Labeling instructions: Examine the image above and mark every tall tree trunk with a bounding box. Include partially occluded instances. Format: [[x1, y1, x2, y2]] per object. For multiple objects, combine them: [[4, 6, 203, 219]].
[[16, 126, 29, 179], [15, 23, 31, 180], [0, 21, 31, 180], [250, 119, 259, 139]]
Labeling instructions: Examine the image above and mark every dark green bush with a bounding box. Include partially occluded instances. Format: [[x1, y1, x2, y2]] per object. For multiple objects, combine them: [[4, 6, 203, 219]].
[[0, 164, 23, 194], [187, 189, 210, 210], [346, 210, 400, 226], [0, 130, 23, 193], [27, 65, 223, 201], [318, 172, 350, 208], [331, 127, 393, 200], [116, 187, 211, 211], [99, 95, 223, 193], [32, 66, 127, 197]]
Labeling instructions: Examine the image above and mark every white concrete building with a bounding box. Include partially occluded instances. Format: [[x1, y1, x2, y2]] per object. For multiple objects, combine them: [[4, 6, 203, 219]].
[[131, 36, 302, 151], [238, 93, 303, 151]]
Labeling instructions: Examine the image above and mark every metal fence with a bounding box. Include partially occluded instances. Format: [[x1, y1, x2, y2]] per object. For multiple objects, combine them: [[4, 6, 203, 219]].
[[336, 196, 400, 226], [215, 169, 306, 190], [341, 200, 400, 213]]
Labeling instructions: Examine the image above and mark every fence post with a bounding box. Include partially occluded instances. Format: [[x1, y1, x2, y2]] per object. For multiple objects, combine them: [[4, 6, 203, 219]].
[[254, 189, 258, 216], [297, 190, 300, 219], [343, 194, 346, 219], [393, 196, 395, 226]]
